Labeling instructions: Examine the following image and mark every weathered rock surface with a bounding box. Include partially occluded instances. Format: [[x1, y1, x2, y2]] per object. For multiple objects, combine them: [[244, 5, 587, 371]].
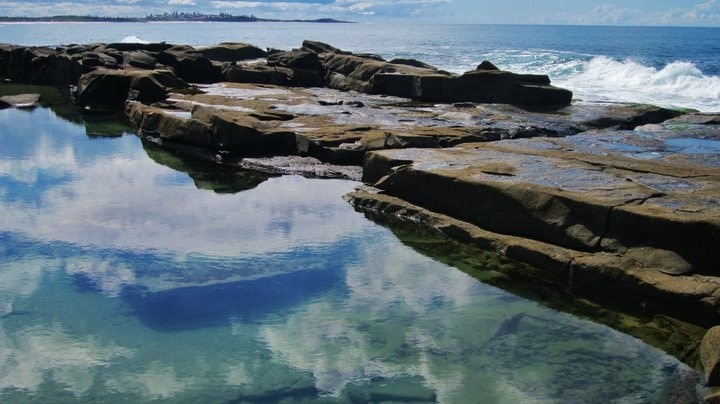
[[76, 68, 190, 108], [349, 120, 720, 326], [2, 40, 575, 108], [199, 42, 267, 62], [0, 93, 41, 109], [702, 326, 720, 386], [4, 39, 720, 377]]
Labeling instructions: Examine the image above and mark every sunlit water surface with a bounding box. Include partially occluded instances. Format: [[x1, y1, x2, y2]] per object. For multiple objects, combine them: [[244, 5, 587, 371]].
[[0, 105, 702, 402]]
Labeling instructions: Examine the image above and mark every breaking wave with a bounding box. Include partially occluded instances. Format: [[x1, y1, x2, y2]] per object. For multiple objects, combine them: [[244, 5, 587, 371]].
[[556, 56, 720, 112], [120, 35, 149, 44]]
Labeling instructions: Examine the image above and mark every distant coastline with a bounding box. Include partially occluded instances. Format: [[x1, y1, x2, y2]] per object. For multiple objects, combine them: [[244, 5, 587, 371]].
[[0, 12, 352, 24]]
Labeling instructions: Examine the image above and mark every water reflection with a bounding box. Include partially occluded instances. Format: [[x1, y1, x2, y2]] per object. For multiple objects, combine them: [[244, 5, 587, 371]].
[[142, 143, 273, 194], [0, 105, 705, 402]]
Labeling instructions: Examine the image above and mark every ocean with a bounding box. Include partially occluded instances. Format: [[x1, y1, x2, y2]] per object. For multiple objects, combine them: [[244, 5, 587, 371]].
[[1, 22, 720, 111]]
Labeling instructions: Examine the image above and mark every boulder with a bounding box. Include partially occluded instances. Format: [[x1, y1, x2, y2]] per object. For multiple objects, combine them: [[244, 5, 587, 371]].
[[477, 60, 500, 70], [76, 68, 132, 108], [0, 46, 82, 86], [124, 51, 157, 70], [223, 63, 294, 85], [192, 106, 297, 154], [127, 102, 213, 147], [200, 42, 267, 61], [267, 49, 323, 71], [79, 51, 119, 71], [447, 70, 573, 106], [156, 45, 220, 83], [76, 68, 189, 108], [223, 63, 323, 88], [389, 57, 437, 70], [702, 327, 720, 386], [300, 40, 348, 55], [105, 42, 173, 52]]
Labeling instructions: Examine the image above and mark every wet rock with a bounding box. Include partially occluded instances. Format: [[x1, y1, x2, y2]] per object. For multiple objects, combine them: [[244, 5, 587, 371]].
[[576, 102, 684, 130], [199, 42, 267, 61]]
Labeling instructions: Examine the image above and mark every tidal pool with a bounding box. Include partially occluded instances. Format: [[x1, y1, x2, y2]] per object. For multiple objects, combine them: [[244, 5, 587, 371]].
[[0, 104, 705, 402]]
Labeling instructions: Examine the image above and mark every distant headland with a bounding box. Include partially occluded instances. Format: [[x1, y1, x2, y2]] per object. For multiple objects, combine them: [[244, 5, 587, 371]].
[[0, 12, 352, 24]]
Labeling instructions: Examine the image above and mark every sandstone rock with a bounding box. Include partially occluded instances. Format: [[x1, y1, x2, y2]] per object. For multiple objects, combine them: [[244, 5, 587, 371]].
[[192, 105, 297, 154], [76, 68, 189, 108], [76, 68, 132, 108], [79, 51, 119, 71], [361, 132, 720, 272], [0, 46, 82, 86], [200, 42, 267, 61], [301, 40, 348, 55], [702, 327, 720, 386], [156, 45, 220, 83], [267, 49, 323, 71], [124, 50, 157, 69], [578, 103, 684, 130], [389, 57, 437, 70], [106, 42, 173, 52], [127, 102, 213, 147], [0, 93, 41, 108], [477, 60, 500, 70]]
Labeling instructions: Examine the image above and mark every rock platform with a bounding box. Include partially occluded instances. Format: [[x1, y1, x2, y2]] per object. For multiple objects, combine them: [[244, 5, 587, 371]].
[[2, 39, 720, 390]]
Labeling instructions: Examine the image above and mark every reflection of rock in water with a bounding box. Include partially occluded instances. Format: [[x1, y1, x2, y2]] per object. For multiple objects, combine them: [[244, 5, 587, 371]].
[[342, 376, 437, 403], [121, 261, 342, 332], [476, 312, 702, 403], [82, 112, 135, 137], [143, 142, 274, 193]]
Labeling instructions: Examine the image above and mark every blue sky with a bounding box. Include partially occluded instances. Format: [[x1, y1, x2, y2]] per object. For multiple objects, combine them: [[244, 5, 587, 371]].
[[0, 0, 719, 26]]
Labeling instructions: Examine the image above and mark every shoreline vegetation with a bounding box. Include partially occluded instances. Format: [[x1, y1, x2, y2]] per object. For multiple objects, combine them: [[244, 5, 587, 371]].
[[0, 12, 352, 24]]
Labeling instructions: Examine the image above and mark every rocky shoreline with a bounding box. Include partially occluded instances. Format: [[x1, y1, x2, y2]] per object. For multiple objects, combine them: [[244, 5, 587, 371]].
[[2, 39, 720, 396]]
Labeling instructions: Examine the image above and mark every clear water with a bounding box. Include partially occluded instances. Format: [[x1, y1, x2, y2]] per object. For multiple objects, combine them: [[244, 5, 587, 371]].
[[1, 22, 719, 111], [0, 102, 704, 400]]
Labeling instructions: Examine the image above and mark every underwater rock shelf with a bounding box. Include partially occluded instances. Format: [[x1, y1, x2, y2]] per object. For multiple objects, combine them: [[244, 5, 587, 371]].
[[2, 39, 720, 390]]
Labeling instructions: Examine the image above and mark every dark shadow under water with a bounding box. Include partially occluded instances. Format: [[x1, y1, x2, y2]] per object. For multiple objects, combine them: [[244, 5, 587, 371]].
[[118, 264, 343, 332]]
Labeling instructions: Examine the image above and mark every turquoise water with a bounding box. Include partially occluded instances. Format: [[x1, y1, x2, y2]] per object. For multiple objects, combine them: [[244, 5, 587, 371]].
[[0, 104, 704, 401], [1, 22, 719, 111]]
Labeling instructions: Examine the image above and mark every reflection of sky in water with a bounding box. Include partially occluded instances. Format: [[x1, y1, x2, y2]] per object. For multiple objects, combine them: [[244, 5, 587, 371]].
[[0, 107, 701, 401]]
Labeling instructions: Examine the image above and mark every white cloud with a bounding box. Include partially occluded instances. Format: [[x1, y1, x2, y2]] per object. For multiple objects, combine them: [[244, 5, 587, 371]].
[[661, 0, 720, 26], [0, 325, 134, 396], [167, 0, 197, 5]]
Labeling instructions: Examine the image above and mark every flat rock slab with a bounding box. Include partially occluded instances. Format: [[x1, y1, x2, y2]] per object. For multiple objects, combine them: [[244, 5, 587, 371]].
[[0, 93, 40, 108], [353, 124, 720, 326], [128, 83, 685, 169]]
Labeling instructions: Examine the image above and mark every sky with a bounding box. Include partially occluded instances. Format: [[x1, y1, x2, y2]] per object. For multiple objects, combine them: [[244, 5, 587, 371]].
[[0, 0, 719, 26]]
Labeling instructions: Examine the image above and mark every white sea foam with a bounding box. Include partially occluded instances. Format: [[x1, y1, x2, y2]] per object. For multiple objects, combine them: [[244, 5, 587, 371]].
[[120, 35, 149, 44], [555, 57, 720, 112]]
